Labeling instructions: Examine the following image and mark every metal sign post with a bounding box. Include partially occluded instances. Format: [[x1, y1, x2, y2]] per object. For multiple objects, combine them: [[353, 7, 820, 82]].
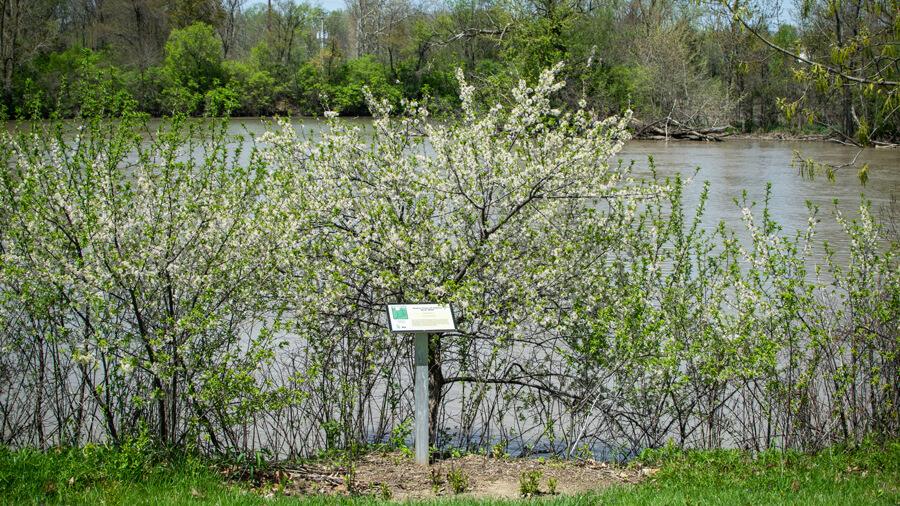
[[387, 304, 456, 466], [413, 332, 429, 466]]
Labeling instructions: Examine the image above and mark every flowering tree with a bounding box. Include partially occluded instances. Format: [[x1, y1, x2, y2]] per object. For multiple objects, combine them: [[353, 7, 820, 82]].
[[260, 63, 656, 445], [0, 117, 299, 449]]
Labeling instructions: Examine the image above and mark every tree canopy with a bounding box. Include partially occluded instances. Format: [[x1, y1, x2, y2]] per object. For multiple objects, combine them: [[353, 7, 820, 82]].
[[1, 0, 896, 141]]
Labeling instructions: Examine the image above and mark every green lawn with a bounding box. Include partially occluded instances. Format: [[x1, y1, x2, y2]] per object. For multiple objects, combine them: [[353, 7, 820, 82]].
[[1, 441, 897, 505]]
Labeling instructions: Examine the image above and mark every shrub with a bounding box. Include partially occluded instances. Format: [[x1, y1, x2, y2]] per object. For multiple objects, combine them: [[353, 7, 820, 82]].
[[0, 116, 297, 449], [204, 85, 240, 116], [161, 22, 225, 114], [447, 466, 470, 494], [519, 470, 542, 496], [0, 63, 896, 462], [327, 56, 401, 115], [224, 60, 280, 115]]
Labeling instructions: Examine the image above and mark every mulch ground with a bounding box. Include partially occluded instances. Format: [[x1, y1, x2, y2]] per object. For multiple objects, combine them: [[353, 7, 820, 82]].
[[243, 452, 657, 500]]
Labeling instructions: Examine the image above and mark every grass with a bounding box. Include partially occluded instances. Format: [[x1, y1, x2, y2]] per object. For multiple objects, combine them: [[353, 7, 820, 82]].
[[0, 440, 897, 505], [600, 439, 900, 505]]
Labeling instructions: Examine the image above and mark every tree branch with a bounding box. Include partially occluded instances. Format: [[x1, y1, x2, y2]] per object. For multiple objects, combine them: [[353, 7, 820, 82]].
[[725, 4, 898, 87]]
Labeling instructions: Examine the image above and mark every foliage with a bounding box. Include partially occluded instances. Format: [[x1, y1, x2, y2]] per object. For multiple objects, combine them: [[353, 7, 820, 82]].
[[447, 466, 470, 494], [161, 23, 226, 114], [4, 0, 896, 142], [0, 64, 897, 464], [326, 56, 402, 115], [519, 470, 542, 496], [0, 116, 300, 450]]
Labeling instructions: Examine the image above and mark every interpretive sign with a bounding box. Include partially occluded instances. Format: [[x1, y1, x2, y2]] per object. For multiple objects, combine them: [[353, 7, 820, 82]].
[[387, 304, 456, 333], [386, 303, 457, 466]]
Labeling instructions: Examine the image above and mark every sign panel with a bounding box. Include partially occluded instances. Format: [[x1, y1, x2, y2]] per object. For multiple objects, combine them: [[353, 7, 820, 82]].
[[387, 304, 456, 333]]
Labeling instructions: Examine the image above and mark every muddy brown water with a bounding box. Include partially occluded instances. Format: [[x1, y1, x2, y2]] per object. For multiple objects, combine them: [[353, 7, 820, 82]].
[[619, 139, 899, 265]]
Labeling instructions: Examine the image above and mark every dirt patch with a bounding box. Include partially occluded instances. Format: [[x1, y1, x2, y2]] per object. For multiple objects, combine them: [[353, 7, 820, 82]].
[[260, 452, 656, 500]]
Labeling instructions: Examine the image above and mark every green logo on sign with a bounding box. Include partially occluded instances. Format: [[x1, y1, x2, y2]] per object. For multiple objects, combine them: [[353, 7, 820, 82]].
[[391, 307, 409, 320]]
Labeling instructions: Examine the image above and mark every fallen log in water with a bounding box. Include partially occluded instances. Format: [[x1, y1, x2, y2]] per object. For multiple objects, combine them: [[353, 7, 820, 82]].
[[630, 119, 732, 141]]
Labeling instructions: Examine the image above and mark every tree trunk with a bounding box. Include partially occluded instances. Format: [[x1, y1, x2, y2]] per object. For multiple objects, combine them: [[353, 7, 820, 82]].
[[33, 334, 45, 449], [428, 334, 444, 447]]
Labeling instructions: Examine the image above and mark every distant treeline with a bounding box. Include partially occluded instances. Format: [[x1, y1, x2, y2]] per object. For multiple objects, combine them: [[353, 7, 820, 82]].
[[2, 0, 897, 143]]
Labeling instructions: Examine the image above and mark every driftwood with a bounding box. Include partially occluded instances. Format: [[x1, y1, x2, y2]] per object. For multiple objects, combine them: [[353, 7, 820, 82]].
[[631, 118, 732, 141]]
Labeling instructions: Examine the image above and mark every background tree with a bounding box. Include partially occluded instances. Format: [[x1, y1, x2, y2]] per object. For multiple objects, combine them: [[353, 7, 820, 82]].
[[170, 0, 224, 28], [217, 0, 246, 57], [161, 22, 224, 113], [0, 0, 61, 114], [722, 0, 899, 144], [0, 0, 895, 142], [100, 0, 170, 70]]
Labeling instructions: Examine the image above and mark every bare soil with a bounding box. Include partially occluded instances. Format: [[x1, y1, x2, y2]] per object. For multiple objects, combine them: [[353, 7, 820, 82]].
[[255, 452, 656, 500]]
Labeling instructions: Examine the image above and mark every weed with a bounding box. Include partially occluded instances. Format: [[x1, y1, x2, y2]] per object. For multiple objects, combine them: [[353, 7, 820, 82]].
[[547, 476, 558, 495], [430, 467, 444, 486], [388, 419, 413, 457], [343, 462, 357, 494], [574, 444, 593, 461], [519, 470, 542, 497], [322, 420, 343, 451], [228, 447, 272, 483], [378, 482, 392, 500], [447, 466, 470, 494], [430, 467, 444, 494], [491, 441, 510, 460]]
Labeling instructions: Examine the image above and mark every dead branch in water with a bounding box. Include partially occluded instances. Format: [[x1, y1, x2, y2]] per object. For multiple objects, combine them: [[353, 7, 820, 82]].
[[631, 118, 732, 141]]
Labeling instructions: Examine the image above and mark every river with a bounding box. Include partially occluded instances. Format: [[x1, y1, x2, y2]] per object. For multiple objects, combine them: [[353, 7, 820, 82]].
[[620, 139, 898, 265]]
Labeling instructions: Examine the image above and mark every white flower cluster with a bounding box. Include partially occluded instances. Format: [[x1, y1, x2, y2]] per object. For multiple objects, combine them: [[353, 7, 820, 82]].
[[257, 62, 659, 348]]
